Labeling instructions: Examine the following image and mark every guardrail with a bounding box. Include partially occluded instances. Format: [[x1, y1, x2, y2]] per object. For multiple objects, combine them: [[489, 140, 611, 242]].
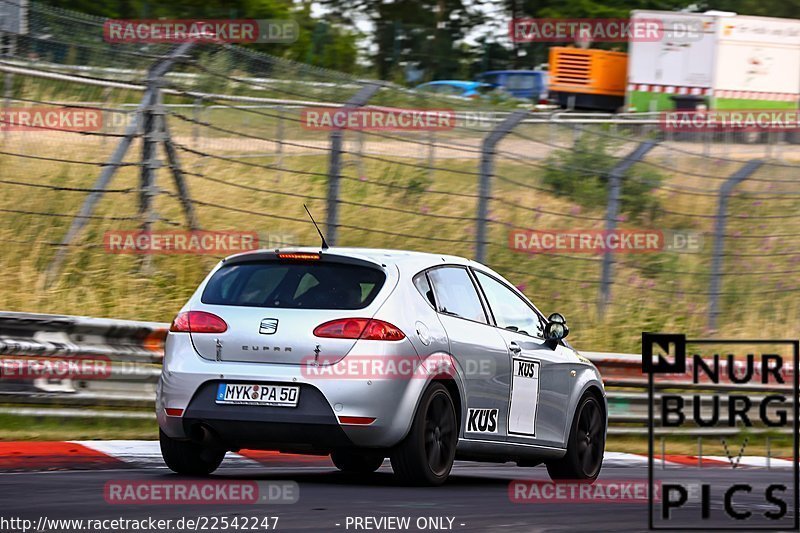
[[0, 311, 166, 361], [0, 312, 789, 436], [0, 311, 163, 399]]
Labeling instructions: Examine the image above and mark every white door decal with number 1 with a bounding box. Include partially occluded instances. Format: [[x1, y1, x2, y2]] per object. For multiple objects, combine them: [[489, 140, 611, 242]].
[[508, 358, 540, 436]]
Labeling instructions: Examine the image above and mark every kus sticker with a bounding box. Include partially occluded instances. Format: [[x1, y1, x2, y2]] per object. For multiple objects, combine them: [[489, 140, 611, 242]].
[[467, 408, 499, 433]]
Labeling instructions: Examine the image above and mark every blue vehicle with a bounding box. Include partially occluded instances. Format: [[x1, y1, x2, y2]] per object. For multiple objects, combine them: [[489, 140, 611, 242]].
[[414, 80, 493, 99], [479, 70, 548, 102]]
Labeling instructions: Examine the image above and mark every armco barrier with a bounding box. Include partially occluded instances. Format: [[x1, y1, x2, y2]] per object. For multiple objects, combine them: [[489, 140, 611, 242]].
[[0, 311, 165, 399], [0, 312, 791, 435], [0, 311, 167, 363]]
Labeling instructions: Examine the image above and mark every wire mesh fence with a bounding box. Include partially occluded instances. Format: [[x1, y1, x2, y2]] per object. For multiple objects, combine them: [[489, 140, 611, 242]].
[[1, 1, 799, 352]]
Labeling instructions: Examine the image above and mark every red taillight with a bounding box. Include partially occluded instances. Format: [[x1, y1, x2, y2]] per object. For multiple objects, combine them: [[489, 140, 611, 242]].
[[169, 311, 228, 333], [165, 408, 184, 417], [338, 416, 376, 425], [313, 318, 405, 341], [277, 252, 320, 260]]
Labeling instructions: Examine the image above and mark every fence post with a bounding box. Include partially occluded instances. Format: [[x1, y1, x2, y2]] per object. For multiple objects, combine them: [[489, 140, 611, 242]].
[[2, 70, 12, 139], [45, 43, 195, 285], [139, 87, 160, 236], [162, 116, 198, 230], [192, 96, 203, 146], [598, 141, 658, 318], [274, 105, 285, 169], [427, 129, 436, 180], [475, 110, 529, 264], [708, 160, 764, 331], [326, 83, 380, 246], [3, 69, 11, 103]]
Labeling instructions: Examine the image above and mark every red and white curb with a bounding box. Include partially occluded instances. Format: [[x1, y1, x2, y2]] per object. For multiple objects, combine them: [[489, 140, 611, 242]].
[[0, 442, 793, 472], [605, 452, 794, 469], [0, 441, 333, 472]]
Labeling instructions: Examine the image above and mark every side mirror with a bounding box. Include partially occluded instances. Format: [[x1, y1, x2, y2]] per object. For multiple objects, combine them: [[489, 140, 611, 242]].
[[544, 313, 569, 347]]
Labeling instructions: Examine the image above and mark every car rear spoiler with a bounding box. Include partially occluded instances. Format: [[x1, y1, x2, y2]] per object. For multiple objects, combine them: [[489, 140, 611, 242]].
[[223, 250, 386, 271]]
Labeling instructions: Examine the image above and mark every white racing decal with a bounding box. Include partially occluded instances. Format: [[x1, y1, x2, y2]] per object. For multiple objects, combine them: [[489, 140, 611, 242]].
[[508, 358, 540, 436], [466, 408, 499, 433]]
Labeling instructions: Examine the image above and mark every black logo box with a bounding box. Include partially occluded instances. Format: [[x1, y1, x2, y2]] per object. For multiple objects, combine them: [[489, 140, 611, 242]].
[[643, 333, 799, 531]]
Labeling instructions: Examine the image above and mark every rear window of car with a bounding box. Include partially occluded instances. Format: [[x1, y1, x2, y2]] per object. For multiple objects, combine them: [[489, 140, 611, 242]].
[[506, 74, 538, 90], [201, 261, 386, 310]]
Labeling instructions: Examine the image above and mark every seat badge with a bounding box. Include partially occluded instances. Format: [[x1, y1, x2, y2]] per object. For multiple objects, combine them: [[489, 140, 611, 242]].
[[259, 318, 279, 335]]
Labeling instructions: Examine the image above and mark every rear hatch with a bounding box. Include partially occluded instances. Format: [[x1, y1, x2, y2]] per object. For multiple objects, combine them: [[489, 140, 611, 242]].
[[188, 253, 391, 365]]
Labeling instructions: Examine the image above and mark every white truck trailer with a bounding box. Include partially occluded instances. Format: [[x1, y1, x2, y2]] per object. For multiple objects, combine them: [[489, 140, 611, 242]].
[[627, 11, 800, 112]]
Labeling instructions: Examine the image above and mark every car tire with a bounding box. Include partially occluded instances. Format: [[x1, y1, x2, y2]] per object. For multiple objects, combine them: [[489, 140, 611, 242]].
[[390, 382, 457, 486], [546, 394, 605, 483], [159, 429, 225, 475], [331, 450, 385, 473]]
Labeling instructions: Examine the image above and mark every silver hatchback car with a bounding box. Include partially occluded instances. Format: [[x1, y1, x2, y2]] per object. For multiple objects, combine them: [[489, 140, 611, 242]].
[[157, 247, 606, 485]]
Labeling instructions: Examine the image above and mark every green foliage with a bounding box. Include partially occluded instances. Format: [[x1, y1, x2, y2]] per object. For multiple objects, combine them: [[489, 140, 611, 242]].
[[542, 133, 615, 206], [403, 171, 433, 197], [383, 164, 433, 197], [40, 0, 292, 20], [621, 164, 662, 220], [542, 132, 662, 220], [37, 0, 361, 74], [37, 0, 800, 81], [286, 2, 360, 72], [319, 0, 482, 81]]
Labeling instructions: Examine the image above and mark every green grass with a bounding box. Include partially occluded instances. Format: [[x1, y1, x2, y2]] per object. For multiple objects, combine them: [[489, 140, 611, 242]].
[[1, 413, 793, 457], [0, 413, 157, 441], [1, 69, 799, 358], [1, 123, 798, 355]]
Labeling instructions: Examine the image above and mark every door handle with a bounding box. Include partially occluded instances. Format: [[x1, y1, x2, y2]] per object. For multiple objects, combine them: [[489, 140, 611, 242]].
[[509, 341, 522, 354]]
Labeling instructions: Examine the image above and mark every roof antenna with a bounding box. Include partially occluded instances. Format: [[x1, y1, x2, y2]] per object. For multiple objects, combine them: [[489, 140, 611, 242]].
[[304, 204, 329, 250]]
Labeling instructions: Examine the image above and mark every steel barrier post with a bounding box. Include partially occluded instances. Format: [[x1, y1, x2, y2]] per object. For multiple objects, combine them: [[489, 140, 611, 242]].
[[708, 160, 764, 331], [598, 141, 658, 318], [475, 110, 530, 264], [45, 43, 195, 285], [326, 83, 380, 246]]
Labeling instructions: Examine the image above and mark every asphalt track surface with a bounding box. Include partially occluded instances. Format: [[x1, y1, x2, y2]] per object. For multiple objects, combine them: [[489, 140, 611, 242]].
[[1, 459, 797, 533]]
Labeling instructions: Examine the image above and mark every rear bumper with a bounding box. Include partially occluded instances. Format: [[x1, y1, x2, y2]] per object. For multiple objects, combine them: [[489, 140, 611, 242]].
[[157, 333, 428, 450], [179, 381, 353, 452]]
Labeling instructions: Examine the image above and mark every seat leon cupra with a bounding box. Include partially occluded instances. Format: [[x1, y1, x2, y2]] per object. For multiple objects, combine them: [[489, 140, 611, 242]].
[[157, 247, 606, 485]]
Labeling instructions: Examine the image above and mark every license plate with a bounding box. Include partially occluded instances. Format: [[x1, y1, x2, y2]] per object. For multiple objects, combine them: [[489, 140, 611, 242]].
[[215, 383, 299, 407]]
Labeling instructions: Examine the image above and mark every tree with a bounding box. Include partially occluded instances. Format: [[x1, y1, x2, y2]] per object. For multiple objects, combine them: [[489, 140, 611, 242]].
[[38, 0, 360, 72], [320, 0, 482, 82], [287, 1, 360, 72]]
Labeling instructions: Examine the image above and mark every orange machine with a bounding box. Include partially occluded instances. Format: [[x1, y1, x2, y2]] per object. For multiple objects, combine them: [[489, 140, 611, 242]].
[[548, 47, 628, 112]]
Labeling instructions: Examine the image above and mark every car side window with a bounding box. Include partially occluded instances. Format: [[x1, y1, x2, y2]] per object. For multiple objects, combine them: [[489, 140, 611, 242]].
[[413, 272, 436, 308], [474, 270, 543, 338], [427, 267, 487, 324]]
